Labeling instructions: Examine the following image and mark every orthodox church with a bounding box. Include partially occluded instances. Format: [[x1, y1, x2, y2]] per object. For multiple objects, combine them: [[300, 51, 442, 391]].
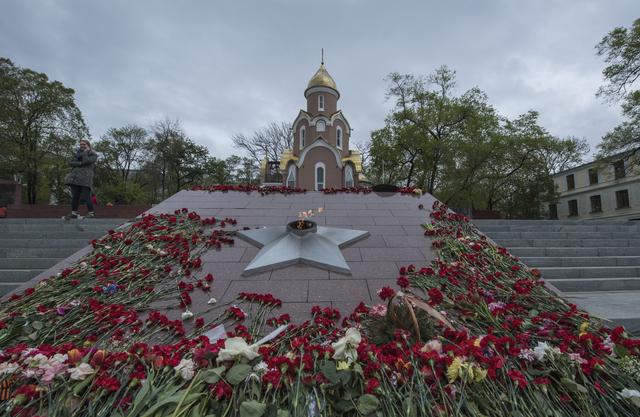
[[261, 61, 363, 190]]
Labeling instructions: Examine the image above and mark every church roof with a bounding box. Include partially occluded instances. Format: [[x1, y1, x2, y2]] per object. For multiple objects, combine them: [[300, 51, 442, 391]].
[[307, 63, 337, 91]]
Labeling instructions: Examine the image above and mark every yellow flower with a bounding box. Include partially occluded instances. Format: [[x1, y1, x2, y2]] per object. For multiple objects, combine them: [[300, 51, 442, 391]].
[[447, 357, 464, 383], [336, 361, 351, 371], [472, 366, 487, 382], [579, 321, 589, 336], [473, 338, 482, 347]]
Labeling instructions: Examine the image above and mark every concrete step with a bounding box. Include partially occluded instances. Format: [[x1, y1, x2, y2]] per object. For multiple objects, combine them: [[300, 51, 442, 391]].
[[0, 258, 62, 269], [0, 269, 46, 282], [495, 239, 640, 248], [0, 247, 88, 258], [473, 219, 637, 226], [0, 283, 19, 296], [477, 225, 638, 233], [0, 224, 119, 232], [0, 239, 88, 248], [0, 219, 125, 225], [487, 231, 640, 240], [508, 247, 640, 257], [539, 266, 640, 279], [0, 231, 107, 239], [521, 256, 640, 267], [549, 277, 640, 292], [564, 291, 640, 334]]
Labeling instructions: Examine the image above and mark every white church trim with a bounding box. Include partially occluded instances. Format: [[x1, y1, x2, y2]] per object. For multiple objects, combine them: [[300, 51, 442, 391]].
[[296, 139, 343, 170]]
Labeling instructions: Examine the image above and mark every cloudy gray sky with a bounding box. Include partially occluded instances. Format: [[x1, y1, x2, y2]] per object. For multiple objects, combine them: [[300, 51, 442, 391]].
[[1, 0, 635, 159]]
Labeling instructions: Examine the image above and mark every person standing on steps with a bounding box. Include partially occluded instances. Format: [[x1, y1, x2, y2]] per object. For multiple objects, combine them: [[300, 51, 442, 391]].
[[64, 139, 98, 220]]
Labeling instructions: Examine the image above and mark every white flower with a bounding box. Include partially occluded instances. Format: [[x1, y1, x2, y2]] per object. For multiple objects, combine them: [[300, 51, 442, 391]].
[[0, 362, 19, 375], [216, 337, 260, 363], [25, 354, 48, 368], [68, 363, 95, 380], [420, 339, 443, 354], [332, 328, 362, 363], [181, 310, 194, 320], [174, 359, 195, 380], [619, 388, 640, 399], [604, 336, 615, 355], [533, 342, 559, 361], [488, 302, 506, 312], [207, 297, 217, 305], [370, 304, 387, 317], [518, 349, 535, 362], [568, 353, 587, 364], [253, 361, 268, 375]]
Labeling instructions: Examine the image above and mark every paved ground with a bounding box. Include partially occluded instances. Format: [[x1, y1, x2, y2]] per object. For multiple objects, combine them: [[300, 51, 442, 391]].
[[10, 190, 438, 323]]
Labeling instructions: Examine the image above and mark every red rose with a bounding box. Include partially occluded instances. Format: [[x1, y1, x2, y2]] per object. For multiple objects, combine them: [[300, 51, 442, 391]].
[[366, 378, 380, 394]]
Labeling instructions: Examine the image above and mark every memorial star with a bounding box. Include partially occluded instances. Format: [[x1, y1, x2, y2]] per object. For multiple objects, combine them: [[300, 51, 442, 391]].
[[236, 223, 369, 276]]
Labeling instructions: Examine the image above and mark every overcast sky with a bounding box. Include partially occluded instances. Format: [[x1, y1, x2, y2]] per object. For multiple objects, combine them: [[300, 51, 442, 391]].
[[1, 0, 635, 159]]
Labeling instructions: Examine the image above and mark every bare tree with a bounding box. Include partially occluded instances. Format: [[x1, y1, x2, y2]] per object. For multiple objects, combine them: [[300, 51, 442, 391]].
[[232, 122, 293, 165]]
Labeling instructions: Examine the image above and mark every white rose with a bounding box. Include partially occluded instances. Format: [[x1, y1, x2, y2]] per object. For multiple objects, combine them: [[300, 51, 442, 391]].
[[332, 328, 362, 363], [68, 363, 95, 380], [174, 359, 195, 380], [181, 310, 194, 320]]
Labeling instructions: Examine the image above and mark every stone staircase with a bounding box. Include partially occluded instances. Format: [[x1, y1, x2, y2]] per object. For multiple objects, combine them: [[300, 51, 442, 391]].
[[0, 218, 124, 296], [474, 219, 640, 333]]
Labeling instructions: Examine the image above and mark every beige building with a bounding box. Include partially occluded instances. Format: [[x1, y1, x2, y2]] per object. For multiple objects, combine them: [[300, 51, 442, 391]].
[[550, 150, 640, 220], [261, 62, 363, 190]]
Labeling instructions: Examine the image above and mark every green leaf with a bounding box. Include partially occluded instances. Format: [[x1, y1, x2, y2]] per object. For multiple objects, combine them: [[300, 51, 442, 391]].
[[226, 363, 252, 386], [630, 397, 640, 408], [129, 372, 155, 416], [614, 344, 630, 357], [139, 392, 202, 417], [201, 366, 226, 384], [357, 394, 380, 415], [560, 378, 588, 394], [320, 361, 340, 384], [339, 370, 352, 385], [239, 400, 267, 417], [276, 410, 290, 417], [31, 321, 43, 330]]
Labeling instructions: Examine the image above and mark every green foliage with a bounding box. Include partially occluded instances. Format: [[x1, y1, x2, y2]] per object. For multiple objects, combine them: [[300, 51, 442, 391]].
[[368, 67, 587, 218], [596, 18, 640, 163], [0, 57, 88, 203]]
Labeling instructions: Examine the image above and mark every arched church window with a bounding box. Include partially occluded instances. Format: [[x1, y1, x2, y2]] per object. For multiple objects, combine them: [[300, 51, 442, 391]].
[[318, 95, 325, 111], [336, 126, 342, 149], [315, 162, 325, 191], [300, 126, 306, 149], [287, 164, 296, 188], [344, 165, 354, 188], [316, 120, 326, 132]]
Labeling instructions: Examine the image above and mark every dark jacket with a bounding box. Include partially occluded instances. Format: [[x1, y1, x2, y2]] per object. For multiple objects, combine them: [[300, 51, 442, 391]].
[[65, 149, 98, 189]]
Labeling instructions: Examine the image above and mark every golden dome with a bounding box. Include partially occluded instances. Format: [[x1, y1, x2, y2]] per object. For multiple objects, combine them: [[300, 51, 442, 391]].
[[307, 63, 337, 91]]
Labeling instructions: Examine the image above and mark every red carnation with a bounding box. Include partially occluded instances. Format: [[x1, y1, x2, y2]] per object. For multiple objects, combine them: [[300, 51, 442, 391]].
[[377, 286, 396, 301], [397, 276, 410, 289], [427, 288, 444, 305], [366, 378, 380, 394]]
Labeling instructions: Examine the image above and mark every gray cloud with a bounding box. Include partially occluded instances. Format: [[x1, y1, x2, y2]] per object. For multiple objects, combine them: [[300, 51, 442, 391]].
[[1, 0, 634, 159]]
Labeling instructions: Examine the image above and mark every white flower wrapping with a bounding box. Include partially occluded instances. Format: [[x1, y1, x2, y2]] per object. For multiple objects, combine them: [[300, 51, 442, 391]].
[[332, 327, 362, 363], [174, 358, 195, 380], [216, 337, 260, 363]]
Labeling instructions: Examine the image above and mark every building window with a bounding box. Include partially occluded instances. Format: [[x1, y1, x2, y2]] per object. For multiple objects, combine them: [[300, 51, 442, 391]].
[[344, 165, 354, 188], [588, 168, 598, 185], [336, 127, 342, 149], [316, 120, 326, 132], [616, 189, 630, 209], [318, 95, 325, 111], [590, 195, 602, 213], [287, 165, 296, 188], [299, 127, 305, 148], [549, 204, 558, 219], [614, 160, 626, 179], [315, 162, 325, 191], [568, 200, 578, 217], [566, 174, 575, 190]]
